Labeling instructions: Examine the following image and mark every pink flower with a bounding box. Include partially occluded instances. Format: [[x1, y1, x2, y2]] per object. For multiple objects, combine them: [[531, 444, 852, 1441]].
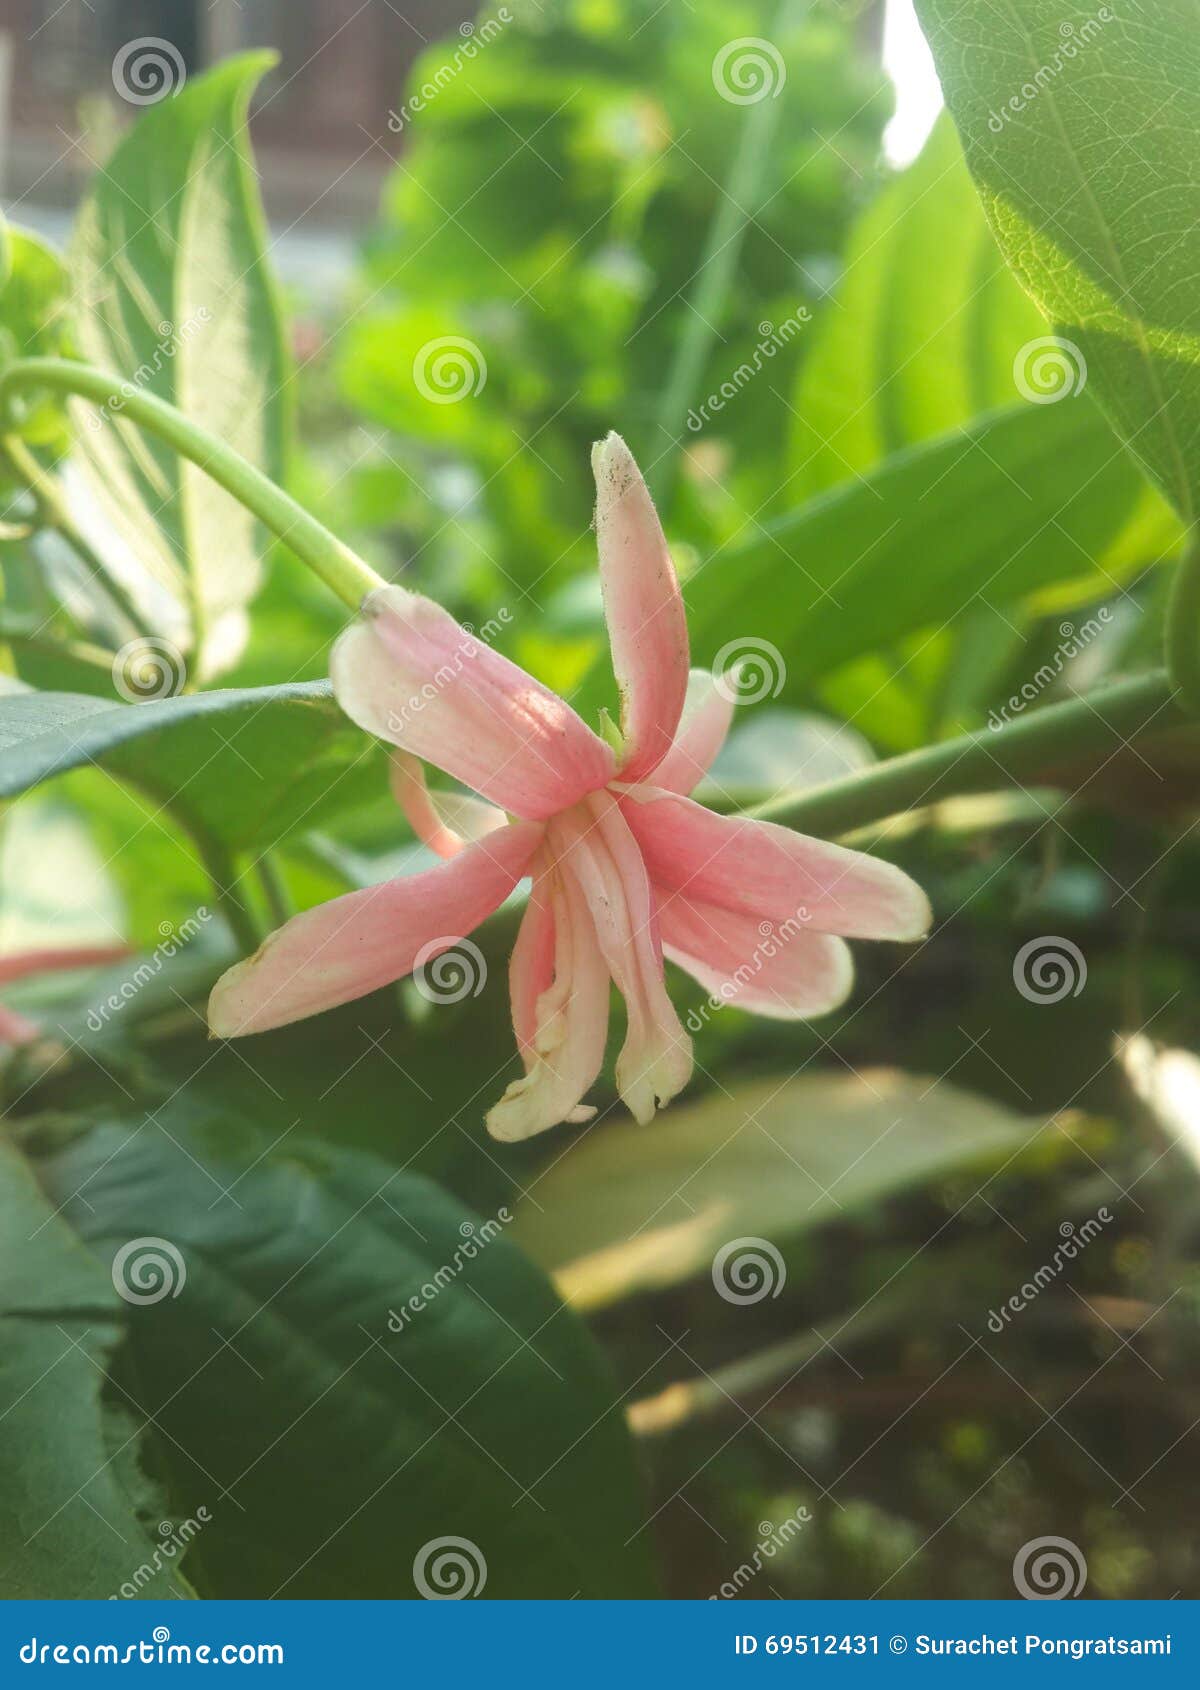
[[0, 946, 131, 1047], [208, 435, 930, 1140]]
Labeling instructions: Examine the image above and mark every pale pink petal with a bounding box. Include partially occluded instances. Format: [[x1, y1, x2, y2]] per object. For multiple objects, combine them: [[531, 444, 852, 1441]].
[[592, 432, 689, 783], [658, 889, 854, 1019], [553, 792, 692, 1124], [508, 860, 557, 1063], [486, 865, 610, 1142], [0, 945, 129, 985], [331, 586, 613, 820], [620, 789, 931, 941], [390, 752, 508, 860], [646, 668, 735, 794], [208, 820, 543, 1037], [0, 1003, 41, 1045]]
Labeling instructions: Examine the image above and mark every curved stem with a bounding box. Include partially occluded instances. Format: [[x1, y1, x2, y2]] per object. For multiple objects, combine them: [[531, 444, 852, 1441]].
[[196, 834, 262, 956], [0, 359, 384, 612], [753, 670, 1183, 836], [1164, 536, 1200, 712]]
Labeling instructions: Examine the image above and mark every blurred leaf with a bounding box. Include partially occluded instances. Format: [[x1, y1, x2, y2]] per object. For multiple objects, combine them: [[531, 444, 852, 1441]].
[[0, 227, 72, 453], [0, 1133, 192, 1598], [684, 399, 1175, 695], [699, 707, 875, 805], [917, 0, 1200, 524], [0, 683, 382, 854], [790, 115, 1044, 494], [513, 1069, 1042, 1310], [70, 53, 289, 671], [0, 793, 123, 951], [32, 1110, 657, 1598]]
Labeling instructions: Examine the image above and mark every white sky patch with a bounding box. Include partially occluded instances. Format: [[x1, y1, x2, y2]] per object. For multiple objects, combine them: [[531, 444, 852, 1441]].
[[882, 0, 945, 166]]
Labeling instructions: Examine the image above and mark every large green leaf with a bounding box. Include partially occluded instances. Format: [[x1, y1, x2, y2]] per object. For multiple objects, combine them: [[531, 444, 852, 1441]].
[[513, 1069, 1043, 1310], [70, 53, 289, 671], [32, 1109, 656, 1599], [916, 0, 1200, 524], [686, 397, 1169, 692], [0, 1133, 193, 1598], [0, 683, 382, 854], [790, 115, 1046, 494]]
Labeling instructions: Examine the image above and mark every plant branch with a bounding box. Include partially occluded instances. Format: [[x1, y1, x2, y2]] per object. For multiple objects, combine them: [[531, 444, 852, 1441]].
[[0, 360, 385, 613], [1164, 534, 1200, 712], [752, 670, 1184, 835]]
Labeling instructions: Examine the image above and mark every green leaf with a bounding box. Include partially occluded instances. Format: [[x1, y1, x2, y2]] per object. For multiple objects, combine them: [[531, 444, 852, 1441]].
[[790, 115, 1046, 494], [512, 1069, 1042, 1310], [0, 1132, 192, 1598], [69, 53, 289, 671], [0, 226, 72, 452], [915, 0, 1200, 524], [687, 397, 1171, 693], [32, 1109, 657, 1599], [0, 682, 382, 854]]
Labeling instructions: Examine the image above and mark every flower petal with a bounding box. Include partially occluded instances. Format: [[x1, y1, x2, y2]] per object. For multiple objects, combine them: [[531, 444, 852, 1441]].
[[508, 860, 557, 1063], [208, 820, 543, 1037], [620, 789, 931, 940], [390, 752, 508, 859], [592, 432, 689, 782], [332, 586, 613, 820], [645, 668, 735, 795], [553, 792, 692, 1124], [486, 864, 610, 1142], [659, 890, 854, 1019]]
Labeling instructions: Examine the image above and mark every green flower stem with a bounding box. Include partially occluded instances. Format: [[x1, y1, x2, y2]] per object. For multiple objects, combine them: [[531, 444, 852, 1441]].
[[0, 359, 385, 612], [753, 670, 1182, 836], [195, 833, 262, 956], [1164, 536, 1200, 713]]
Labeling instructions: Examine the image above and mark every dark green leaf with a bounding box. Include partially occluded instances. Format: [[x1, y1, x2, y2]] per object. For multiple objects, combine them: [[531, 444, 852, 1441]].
[[0, 1133, 192, 1598], [33, 1110, 657, 1598], [0, 682, 382, 854]]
